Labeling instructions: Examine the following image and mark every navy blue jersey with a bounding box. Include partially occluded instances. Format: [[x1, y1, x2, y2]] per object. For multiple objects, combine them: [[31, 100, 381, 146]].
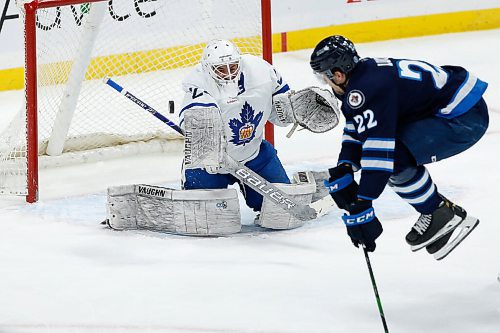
[[338, 57, 488, 200]]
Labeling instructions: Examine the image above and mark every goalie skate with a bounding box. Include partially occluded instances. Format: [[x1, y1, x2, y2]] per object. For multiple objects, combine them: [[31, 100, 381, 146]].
[[406, 197, 474, 252]]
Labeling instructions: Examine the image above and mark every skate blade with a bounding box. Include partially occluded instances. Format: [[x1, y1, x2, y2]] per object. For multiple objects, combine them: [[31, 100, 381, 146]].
[[410, 214, 465, 252], [433, 216, 479, 261]]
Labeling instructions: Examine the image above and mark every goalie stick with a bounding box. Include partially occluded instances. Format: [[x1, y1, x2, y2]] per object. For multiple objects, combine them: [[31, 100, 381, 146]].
[[223, 157, 316, 221], [104, 78, 317, 221], [104, 78, 183, 136]]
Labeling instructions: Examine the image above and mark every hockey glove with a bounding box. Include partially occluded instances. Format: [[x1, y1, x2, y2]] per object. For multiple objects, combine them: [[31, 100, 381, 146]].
[[343, 200, 383, 252], [323, 164, 358, 210], [273, 87, 340, 137]]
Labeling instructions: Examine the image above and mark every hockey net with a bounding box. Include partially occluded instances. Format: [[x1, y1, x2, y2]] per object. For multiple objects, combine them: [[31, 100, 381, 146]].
[[1, 0, 271, 202]]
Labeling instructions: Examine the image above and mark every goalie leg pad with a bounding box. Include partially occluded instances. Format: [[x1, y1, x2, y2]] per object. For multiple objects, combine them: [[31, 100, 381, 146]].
[[257, 180, 316, 230], [107, 184, 241, 236]]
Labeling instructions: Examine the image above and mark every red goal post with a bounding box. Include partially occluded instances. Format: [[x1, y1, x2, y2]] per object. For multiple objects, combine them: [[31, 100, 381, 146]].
[[4, 0, 273, 203]]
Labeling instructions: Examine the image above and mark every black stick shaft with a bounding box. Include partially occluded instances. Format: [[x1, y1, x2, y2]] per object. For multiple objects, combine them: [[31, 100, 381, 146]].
[[363, 247, 389, 333]]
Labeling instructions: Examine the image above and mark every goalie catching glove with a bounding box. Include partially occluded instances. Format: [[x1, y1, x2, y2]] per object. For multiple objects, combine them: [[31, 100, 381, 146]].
[[273, 86, 340, 135]]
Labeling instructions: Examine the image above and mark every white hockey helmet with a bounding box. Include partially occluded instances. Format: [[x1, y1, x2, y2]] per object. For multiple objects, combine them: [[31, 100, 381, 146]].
[[201, 39, 242, 85]]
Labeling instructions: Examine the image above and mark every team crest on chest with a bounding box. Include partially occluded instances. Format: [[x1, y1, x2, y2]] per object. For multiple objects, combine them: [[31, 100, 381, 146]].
[[347, 90, 365, 109], [229, 101, 263, 146]]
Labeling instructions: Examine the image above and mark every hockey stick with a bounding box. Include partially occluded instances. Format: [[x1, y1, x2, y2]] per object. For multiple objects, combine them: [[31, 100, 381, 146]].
[[222, 156, 316, 221], [363, 247, 389, 333], [104, 77, 317, 221], [104, 78, 184, 136]]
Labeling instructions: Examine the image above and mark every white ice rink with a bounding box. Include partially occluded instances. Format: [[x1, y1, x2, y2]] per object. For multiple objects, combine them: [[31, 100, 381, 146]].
[[0, 29, 499, 333]]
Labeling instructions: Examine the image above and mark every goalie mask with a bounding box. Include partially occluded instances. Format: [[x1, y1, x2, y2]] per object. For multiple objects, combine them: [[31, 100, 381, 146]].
[[202, 39, 242, 85]]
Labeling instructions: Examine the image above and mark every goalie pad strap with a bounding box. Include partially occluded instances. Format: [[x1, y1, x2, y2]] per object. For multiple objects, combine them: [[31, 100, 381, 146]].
[[107, 184, 241, 236]]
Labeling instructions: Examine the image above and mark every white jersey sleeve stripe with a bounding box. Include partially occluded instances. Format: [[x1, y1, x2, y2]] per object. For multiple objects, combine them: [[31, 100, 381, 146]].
[[361, 158, 393, 172], [345, 122, 356, 132], [363, 138, 395, 150], [342, 133, 362, 144]]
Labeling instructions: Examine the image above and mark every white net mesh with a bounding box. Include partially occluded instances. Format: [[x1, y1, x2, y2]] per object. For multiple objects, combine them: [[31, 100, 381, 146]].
[[0, 0, 264, 196]]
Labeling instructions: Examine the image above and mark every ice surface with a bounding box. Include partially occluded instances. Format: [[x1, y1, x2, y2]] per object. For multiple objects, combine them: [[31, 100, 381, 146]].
[[0, 29, 499, 333]]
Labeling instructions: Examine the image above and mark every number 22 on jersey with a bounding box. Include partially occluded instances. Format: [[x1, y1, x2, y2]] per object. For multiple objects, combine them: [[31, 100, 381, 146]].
[[353, 109, 377, 133]]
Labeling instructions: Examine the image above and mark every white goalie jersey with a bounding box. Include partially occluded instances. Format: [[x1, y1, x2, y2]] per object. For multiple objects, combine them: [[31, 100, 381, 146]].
[[179, 54, 290, 163]]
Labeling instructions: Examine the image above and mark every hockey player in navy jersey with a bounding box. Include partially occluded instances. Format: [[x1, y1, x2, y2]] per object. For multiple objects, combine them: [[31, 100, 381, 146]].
[[310, 35, 489, 260], [179, 39, 292, 213]]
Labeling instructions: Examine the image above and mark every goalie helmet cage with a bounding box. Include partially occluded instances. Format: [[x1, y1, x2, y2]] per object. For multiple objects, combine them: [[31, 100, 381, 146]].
[[4, 0, 272, 203]]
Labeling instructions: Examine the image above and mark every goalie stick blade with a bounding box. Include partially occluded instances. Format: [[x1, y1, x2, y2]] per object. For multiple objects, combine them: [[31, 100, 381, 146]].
[[433, 216, 479, 261], [309, 195, 336, 218]]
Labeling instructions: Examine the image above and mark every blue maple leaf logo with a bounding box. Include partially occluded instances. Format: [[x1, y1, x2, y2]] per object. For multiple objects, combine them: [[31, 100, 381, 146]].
[[229, 102, 263, 146]]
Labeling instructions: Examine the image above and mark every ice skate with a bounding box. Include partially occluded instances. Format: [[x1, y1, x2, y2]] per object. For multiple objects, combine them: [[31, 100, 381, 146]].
[[405, 197, 478, 258], [425, 215, 479, 260]]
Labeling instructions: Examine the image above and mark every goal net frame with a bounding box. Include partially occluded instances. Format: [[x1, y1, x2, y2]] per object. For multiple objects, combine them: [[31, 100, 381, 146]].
[[17, 0, 273, 203]]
